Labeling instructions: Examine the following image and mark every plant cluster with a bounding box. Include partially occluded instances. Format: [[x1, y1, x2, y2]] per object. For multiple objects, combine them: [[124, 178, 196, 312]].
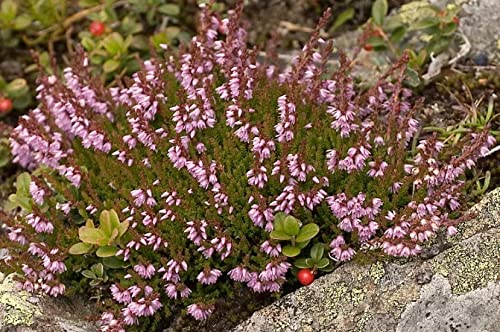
[[0, 0, 192, 116], [0, 3, 496, 331], [423, 96, 499, 197], [362, 0, 462, 85]]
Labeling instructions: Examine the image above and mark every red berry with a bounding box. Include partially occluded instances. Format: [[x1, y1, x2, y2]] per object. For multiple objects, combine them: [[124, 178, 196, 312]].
[[89, 21, 106, 37], [452, 16, 459, 25], [0, 98, 13, 113], [363, 44, 374, 51], [297, 269, 315, 286]]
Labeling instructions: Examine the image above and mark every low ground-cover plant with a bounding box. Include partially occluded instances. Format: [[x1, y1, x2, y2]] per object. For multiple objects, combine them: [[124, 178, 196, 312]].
[[0, 3, 496, 331]]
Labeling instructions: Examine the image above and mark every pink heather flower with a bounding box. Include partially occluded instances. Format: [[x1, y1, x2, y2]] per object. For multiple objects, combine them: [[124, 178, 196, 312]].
[[287, 154, 314, 182], [248, 200, 274, 231], [328, 101, 358, 137], [247, 272, 264, 292], [251, 137, 275, 162], [247, 166, 268, 188], [121, 307, 139, 326], [270, 185, 296, 214], [86, 204, 98, 215], [100, 312, 125, 332], [197, 268, 222, 285], [179, 284, 192, 298], [20, 280, 34, 292], [55, 202, 72, 215], [259, 262, 291, 282], [111, 284, 132, 304], [262, 279, 284, 292], [228, 266, 252, 282], [42, 283, 65, 297], [330, 235, 356, 261], [127, 294, 162, 317], [131, 189, 146, 207], [327, 196, 348, 219], [127, 285, 142, 298], [330, 235, 346, 248], [7, 227, 28, 245], [42, 256, 66, 274], [330, 246, 356, 261], [187, 303, 214, 321], [374, 136, 384, 146], [29, 182, 45, 205], [145, 189, 157, 207], [211, 236, 232, 260], [165, 282, 191, 299], [338, 144, 371, 173], [28, 242, 46, 257], [297, 189, 328, 210], [356, 221, 379, 241], [338, 217, 360, 232], [367, 161, 388, 177], [260, 240, 281, 257], [384, 225, 406, 239], [162, 259, 188, 282], [326, 149, 338, 173], [26, 213, 54, 234], [198, 245, 215, 259], [275, 95, 296, 142]]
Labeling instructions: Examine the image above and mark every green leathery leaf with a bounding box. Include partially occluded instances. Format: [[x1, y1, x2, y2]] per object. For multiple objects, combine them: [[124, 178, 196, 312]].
[[310, 243, 325, 261], [79, 227, 108, 246], [282, 245, 301, 257], [273, 212, 287, 232], [372, 0, 388, 26], [294, 258, 312, 269], [317, 258, 330, 269], [69, 242, 92, 255], [270, 230, 293, 241], [96, 246, 118, 258], [296, 223, 319, 242], [283, 215, 300, 236]]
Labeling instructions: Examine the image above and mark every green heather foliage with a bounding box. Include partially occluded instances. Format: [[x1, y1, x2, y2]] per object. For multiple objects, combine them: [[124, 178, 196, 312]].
[[0, 3, 496, 331]]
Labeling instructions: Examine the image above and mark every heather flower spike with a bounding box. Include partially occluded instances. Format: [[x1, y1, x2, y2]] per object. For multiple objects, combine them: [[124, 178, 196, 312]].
[[0, 1, 495, 330]]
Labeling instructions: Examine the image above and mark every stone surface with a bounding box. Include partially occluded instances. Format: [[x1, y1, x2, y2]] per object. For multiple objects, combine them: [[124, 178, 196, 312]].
[[431, 0, 500, 61], [233, 188, 500, 332], [0, 273, 96, 332]]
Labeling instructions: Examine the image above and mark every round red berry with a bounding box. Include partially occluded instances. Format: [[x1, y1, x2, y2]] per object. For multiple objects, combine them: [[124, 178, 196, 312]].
[[363, 44, 374, 51], [0, 98, 13, 113], [452, 16, 459, 25], [297, 269, 315, 286], [89, 21, 106, 37]]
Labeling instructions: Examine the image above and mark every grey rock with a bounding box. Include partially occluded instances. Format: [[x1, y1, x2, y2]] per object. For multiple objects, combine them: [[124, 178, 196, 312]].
[[0, 274, 97, 332], [396, 275, 499, 332], [430, 0, 500, 60], [233, 188, 500, 332]]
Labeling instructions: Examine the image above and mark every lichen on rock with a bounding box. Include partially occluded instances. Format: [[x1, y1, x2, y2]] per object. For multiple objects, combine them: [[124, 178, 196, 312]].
[[0, 273, 40, 329]]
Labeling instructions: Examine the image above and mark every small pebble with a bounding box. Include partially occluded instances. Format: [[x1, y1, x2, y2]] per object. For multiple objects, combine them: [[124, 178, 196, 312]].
[[472, 53, 489, 66]]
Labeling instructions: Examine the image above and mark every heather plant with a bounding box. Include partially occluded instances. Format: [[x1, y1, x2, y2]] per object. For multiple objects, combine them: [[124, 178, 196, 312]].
[[0, 3, 496, 331]]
